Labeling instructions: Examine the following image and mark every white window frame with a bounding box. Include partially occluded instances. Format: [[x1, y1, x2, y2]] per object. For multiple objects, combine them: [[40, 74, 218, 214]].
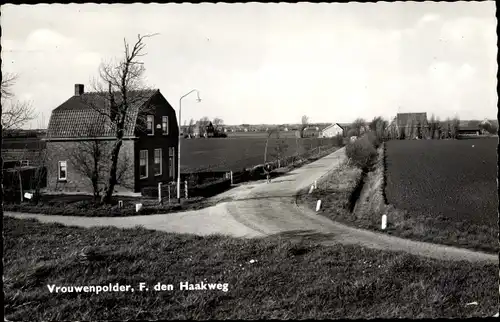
[[146, 115, 154, 136], [154, 148, 162, 176], [162, 116, 169, 135], [21, 160, 29, 167], [139, 150, 148, 179], [58, 161, 67, 181]]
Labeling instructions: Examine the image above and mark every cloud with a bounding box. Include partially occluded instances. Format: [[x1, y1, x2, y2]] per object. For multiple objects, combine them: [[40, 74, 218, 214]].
[[418, 13, 441, 26], [24, 28, 77, 52]]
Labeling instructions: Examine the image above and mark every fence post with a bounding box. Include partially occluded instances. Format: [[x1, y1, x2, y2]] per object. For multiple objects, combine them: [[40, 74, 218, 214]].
[[158, 182, 162, 204], [184, 180, 188, 199], [230, 171, 233, 185], [18, 170, 23, 203]]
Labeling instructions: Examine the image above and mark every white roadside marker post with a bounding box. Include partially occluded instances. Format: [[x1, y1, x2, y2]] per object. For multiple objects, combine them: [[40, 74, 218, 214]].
[[316, 200, 322, 212], [135, 203, 143, 213], [381, 214, 387, 230], [309, 185, 314, 194], [314, 180, 317, 189], [158, 182, 162, 204]]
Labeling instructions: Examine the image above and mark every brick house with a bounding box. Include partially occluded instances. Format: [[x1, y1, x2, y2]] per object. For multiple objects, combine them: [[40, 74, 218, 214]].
[[45, 84, 179, 194]]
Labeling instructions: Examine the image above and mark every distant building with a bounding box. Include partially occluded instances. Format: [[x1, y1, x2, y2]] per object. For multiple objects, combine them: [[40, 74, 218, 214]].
[[387, 112, 428, 139], [319, 123, 344, 138], [458, 121, 481, 136]]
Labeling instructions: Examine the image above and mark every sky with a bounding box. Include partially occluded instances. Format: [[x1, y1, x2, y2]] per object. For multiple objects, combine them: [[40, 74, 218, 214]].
[[1, 2, 497, 128]]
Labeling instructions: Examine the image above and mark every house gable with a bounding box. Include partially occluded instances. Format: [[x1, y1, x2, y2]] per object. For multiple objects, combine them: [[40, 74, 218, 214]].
[[47, 87, 159, 140]]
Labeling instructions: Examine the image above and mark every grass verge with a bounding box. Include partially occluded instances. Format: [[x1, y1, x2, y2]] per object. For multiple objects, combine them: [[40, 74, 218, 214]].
[[297, 143, 498, 254], [3, 216, 498, 320], [3, 195, 216, 217]]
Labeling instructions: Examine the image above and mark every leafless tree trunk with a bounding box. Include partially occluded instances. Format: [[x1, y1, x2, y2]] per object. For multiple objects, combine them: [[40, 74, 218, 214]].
[[85, 33, 158, 204]]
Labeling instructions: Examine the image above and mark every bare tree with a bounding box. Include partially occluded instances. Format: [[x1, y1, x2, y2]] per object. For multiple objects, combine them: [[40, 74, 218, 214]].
[[350, 118, 366, 137], [1, 72, 37, 209], [1, 73, 37, 131], [187, 118, 195, 136], [86, 33, 158, 204], [369, 116, 387, 141], [68, 122, 105, 200], [197, 116, 211, 137], [1, 72, 17, 99], [213, 117, 224, 128]]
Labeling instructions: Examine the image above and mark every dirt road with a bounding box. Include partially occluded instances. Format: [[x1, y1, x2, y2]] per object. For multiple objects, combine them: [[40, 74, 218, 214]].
[[5, 148, 497, 263]]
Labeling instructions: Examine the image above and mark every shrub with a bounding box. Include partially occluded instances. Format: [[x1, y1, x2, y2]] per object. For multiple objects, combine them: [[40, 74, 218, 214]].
[[345, 135, 377, 170], [365, 131, 381, 148]]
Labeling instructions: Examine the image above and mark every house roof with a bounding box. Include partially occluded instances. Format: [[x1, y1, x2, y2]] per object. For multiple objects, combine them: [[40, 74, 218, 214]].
[[320, 123, 346, 132], [396, 113, 427, 126], [336, 123, 352, 129], [47, 89, 158, 138]]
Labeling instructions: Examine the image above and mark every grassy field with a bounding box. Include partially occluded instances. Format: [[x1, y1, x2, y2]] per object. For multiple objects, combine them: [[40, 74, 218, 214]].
[[4, 216, 498, 320], [180, 137, 336, 172], [226, 131, 298, 139], [385, 138, 497, 226], [299, 138, 498, 253]]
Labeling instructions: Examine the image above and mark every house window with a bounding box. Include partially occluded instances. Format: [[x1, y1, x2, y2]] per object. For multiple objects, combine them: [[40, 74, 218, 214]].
[[154, 148, 162, 176], [169, 147, 175, 178], [58, 161, 67, 181], [146, 115, 154, 135], [162, 116, 169, 135], [140, 150, 148, 179], [21, 160, 29, 167]]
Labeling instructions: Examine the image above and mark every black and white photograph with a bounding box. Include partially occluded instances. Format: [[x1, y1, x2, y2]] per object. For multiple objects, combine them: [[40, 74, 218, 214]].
[[1, 1, 498, 320]]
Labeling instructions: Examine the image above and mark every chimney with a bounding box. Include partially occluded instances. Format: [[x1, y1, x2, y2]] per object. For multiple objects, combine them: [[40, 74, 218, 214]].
[[74, 84, 84, 96]]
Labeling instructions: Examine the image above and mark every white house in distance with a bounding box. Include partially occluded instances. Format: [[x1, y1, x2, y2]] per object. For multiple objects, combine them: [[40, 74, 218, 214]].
[[320, 123, 344, 138]]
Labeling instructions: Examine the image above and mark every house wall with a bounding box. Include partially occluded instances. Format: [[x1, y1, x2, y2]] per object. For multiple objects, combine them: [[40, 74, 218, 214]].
[[45, 139, 135, 194], [321, 125, 343, 138], [134, 91, 179, 193]]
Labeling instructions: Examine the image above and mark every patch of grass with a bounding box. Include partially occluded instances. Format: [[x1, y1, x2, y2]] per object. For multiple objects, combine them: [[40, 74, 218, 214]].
[[3, 194, 213, 217], [3, 217, 498, 320]]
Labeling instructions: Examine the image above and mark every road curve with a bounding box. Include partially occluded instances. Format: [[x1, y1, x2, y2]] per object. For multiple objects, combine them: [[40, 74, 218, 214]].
[[5, 148, 498, 263]]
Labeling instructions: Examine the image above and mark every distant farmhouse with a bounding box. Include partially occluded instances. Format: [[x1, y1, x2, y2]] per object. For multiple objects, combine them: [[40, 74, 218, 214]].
[[319, 123, 349, 138], [457, 121, 481, 136], [44, 84, 179, 194], [388, 113, 428, 139]]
